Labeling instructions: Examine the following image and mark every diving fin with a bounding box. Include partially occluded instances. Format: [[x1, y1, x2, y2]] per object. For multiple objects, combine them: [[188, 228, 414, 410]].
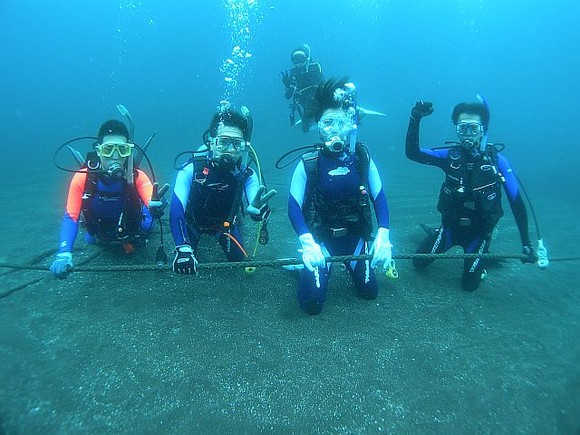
[[358, 106, 387, 117], [419, 223, 439, 237]]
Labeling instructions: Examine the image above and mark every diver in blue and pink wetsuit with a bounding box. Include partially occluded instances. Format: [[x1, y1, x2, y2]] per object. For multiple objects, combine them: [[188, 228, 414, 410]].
[[406, 99, 537, 291], [288, 78, 394, 315], [50, 120, 168, 279]]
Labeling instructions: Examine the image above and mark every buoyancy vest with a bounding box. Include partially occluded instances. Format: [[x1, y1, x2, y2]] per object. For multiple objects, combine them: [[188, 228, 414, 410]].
[[437, 146, 504, 233], [81, 168, 144, 241], [302, 143, 373, 240], [185, 157, 250, 231]]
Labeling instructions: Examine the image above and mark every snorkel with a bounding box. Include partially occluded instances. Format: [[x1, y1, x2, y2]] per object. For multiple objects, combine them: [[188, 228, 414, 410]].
[[115, 104, 135, 185], [240, 105, 253, 172], [476, 94, 490, 153]]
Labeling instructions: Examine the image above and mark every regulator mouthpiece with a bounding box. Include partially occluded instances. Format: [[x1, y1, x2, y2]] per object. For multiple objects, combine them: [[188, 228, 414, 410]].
[[108, 162, 125, 179]]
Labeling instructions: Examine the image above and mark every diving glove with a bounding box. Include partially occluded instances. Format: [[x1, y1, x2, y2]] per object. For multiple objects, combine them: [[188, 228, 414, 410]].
[[521, 243, 537, 264], [299, 233, 325, 272], [370, 227, 393, 270], [173, 244, 198, 275], [247, 185, 277, 220], [411, 101, 434, 120], [148, 182, 170, 219], [50, 252, 73, 279]]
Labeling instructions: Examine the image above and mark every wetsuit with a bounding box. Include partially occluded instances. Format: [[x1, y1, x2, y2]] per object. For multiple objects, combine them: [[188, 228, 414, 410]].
[[288, 147, 390, 313], [170, 158, 261, 262], [283, 62, 324, 131], [56, 168, 154, 254], [406, 117, 531, 291]]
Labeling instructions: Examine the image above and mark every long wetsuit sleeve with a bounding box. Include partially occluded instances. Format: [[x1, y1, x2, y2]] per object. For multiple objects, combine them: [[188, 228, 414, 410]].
[[243, 169, 260, 206], [244, 169, 269, 220], [57, 171, 88, 254], [169, 163, 194, 246], [288, 160, 310, 236], [134, 169, 154, 205], [405, 117, 448, 167], [368, 158, 390, 229], [498, 155, 531, 246]]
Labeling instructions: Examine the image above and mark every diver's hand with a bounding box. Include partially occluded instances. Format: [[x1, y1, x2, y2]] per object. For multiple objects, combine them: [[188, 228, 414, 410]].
[[173, 245, 198, 275], [370, 228, 393, 270], [247, 185, 277, 219], [50, 252, 73, 279], [299, 233, 325, 272], [521, 243, 537, 264], [411, 101, 434, 120], [281, 71, 293, 87], [149, 182, 170, 219]]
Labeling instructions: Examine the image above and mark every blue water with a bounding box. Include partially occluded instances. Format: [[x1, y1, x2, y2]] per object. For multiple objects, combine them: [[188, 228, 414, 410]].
[[1, 1, 579, 433]]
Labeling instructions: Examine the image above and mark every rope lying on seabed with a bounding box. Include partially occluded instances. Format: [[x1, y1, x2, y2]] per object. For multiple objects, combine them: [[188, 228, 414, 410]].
[[0, 253, 578, 273]]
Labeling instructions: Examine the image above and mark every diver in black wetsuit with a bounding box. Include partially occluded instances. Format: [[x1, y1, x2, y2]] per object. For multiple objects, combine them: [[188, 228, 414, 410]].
[[405, 99, 537, 291], [281, 43, 324, 132]]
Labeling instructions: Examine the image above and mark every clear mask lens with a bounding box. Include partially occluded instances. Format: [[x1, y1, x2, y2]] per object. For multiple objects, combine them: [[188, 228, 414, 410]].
[[455, 122, 483, 137], [318, 114, 353, 139], [98, 142, 133, 158], [214, 136, 246, 153]]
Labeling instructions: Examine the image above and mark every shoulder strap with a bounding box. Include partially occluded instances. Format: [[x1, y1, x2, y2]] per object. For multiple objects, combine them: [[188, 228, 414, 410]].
[[354, 143, 370, 185], [225, 167, 251, 225]]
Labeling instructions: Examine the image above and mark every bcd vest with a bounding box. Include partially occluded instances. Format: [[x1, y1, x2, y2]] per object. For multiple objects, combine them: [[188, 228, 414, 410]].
[[302, 143, 373, 240], [185, 158, 249, 231], [437, 147, 504, 233], [82, 170, 143, 241]]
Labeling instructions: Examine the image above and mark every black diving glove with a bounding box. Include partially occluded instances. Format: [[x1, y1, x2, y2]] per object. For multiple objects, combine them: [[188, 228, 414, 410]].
[[411, 101, 434, 120], [173, 245, 198, 275], [247, 185, 277, 220], [281, 71, 293, 87], [521, 243, 538, 264], [148, 182, 170, 219]]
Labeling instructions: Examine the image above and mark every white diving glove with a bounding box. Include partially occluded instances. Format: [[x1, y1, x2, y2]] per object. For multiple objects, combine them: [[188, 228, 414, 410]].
[[299, 233, 326, 272], [370, 228, 393, 270]]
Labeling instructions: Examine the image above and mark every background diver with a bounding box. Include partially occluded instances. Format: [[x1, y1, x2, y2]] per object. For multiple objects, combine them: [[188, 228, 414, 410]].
[[281, 43, 325, 132]]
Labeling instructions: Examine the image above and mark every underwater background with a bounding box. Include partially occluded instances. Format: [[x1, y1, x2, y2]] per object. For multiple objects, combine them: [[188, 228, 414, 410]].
[[1, 0, 579, 433]]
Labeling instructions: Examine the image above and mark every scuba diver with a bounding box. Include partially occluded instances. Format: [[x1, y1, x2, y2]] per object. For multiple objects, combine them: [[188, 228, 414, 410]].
[[281, 43, 324, 132], [287, 78, 394, 315], [406, 99, 538, 291], [170, 105, 276, 275], [50, 118, 169, 279]]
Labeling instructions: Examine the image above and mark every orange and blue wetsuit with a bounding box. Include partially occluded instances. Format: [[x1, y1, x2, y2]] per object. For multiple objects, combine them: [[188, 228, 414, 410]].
[[56, 168, 155, 254]]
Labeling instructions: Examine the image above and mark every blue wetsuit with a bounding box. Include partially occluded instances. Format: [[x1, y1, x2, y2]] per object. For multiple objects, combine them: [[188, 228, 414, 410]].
[[406, 116, 531, 291], [288, 147, 390, 313], [170, 157, 260, 262]]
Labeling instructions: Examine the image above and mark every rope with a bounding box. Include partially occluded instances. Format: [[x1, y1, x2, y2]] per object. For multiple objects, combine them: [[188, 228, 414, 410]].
[[1, 253, 578, 273]]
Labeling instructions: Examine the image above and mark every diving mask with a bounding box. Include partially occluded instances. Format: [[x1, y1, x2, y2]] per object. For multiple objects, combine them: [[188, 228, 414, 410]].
[[455, 121, 484, 137], [97, 142, 133, 158], [455, 121, 484, 150], [214, 136, 246, 153], [210, 135, 245, 169], [318, 113, 353, 154], [318, 114, 353, 139]]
